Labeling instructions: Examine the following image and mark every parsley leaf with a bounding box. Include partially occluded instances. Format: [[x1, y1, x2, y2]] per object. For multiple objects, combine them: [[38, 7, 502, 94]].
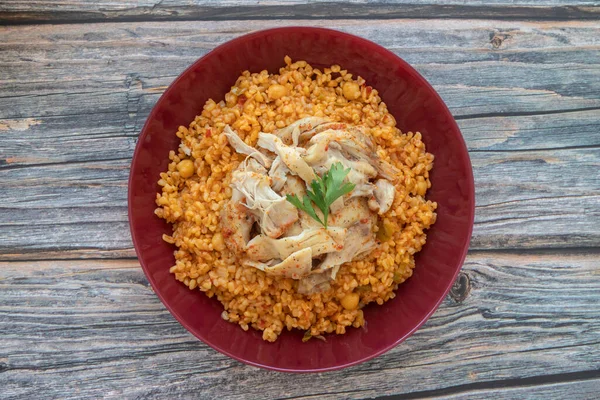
[[286, 162, 355, 228], [286, 192, 324, 226]]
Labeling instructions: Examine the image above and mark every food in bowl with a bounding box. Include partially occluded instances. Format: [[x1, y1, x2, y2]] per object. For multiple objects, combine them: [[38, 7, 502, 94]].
[[154, 57, 437, 342]]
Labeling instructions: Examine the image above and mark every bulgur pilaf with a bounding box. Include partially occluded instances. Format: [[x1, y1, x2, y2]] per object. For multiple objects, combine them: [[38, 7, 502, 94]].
[[155, 57, 437, 342]]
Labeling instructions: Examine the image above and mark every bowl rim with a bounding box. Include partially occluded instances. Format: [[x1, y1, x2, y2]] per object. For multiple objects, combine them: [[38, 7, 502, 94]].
[[128, 26, 475, 373]]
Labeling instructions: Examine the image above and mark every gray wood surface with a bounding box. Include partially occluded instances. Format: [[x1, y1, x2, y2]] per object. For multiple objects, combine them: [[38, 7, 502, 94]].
[[1, 0, 599, 23], [2, 20, 599, 259], [1, 4, 599, 399], [1, 252, 599, 399]]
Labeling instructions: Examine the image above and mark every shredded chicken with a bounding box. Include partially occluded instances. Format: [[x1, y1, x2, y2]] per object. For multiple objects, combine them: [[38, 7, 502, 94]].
[[315, 222, 377, 274], [244, 247, 313, 279], [268, 156, 290, 192], [224, 125, 272, 168], [246, 227, 345, 261], [274, 117, 328, 146], [257, 132, 316, 184], [329, 198, 372, 228], [368, 179, 396, 215], [281, 221, 304, 237], [231, 159, 298, 238], [220, 195, 255, 257], [297, 272, 331, 295], [280, 176, 323, 230], [311, 146, 375, 186], [220, 119, 397, 293]]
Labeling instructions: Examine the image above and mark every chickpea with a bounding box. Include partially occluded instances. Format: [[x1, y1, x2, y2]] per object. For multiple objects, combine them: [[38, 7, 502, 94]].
[[211, 232, 225, 252], [376, 218, 393, 242], [341, 292, 360, 311], [177, 159, 195, 179], [382, 113, 397, 127], [225, 92, 238, 107], [267, 84, 288, 100], [342, 81, 361, 100], [421, 212, 432, 226], [416, 180, 428, 197]]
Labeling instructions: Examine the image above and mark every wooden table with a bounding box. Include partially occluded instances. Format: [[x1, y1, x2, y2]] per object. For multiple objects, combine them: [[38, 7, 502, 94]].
[[1, 1, 599, 398]]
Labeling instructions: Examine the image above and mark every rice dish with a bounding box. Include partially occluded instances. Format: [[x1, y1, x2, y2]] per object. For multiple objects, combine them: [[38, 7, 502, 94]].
[[155, 57, 437, 342]]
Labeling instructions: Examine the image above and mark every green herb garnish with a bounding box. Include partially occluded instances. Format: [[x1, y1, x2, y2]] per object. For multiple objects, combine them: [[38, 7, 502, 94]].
[[286, 162, 355, 228], [302, 330, 313, 343]]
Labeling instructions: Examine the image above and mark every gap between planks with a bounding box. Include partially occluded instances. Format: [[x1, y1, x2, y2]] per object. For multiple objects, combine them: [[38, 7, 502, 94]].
[[367, 369, 600, 400], [1, 2, 600, 26]]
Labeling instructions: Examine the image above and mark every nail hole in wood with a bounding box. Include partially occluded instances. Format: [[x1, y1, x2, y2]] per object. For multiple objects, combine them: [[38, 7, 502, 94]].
[[490, 33, 510, 49], [449, 272, 470, 303]]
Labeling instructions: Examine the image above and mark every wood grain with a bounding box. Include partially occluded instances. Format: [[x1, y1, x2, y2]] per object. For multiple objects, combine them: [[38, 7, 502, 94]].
[[1, 251, 599, 399], [1, 145, 598, 259], [1, 0, 599, 24], [1, 6, 599, 398], [433, 376, 600, 399], [1, 19, 599, 258]]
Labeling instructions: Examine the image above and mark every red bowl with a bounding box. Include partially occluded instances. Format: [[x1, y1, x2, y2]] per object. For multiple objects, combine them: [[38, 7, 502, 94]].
[[129, 27, 474, 372]]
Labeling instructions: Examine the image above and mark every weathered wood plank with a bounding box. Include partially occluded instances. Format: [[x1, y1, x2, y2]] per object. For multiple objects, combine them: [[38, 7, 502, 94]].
[[2, 20, 600, 119], [1, 19, 599, 258], [0, 145, 598, 258], [1, 0, 599, 24], [1, 251, 599, 398], [441, 377, 600, 399], [459, 110, 600, 151], [471, 147, 600, 249], [0, 159, 134, 258], [3, 108, 598, 169]]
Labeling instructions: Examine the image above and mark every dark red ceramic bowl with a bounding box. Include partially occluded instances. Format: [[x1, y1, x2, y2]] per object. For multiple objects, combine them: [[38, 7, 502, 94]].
[[129, 27, 474, 372]]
